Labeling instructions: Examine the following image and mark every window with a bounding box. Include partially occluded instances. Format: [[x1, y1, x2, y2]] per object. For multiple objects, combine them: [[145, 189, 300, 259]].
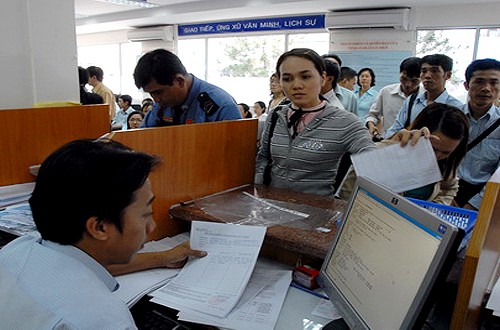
[[178, 32, 328, 105], [417, 29, 476, 101], [78, 42, 144, 103], [477, 28, 500, 60]]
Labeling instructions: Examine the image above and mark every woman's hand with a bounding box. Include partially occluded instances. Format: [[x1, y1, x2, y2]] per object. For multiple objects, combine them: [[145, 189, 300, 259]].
[[390, 127, 439, 147]]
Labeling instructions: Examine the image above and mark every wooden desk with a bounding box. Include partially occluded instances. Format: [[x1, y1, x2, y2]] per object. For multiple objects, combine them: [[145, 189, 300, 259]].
[[451, 168, 500, 329], [169, 184, 346, 266]]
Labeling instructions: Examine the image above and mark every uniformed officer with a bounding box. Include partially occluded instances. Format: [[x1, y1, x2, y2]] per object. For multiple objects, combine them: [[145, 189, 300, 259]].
[[133, 49, 242, 127]]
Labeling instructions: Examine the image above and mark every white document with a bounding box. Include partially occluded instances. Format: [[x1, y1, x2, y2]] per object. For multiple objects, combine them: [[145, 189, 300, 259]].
[[351, 139, 443, 193], [175, 269, 292, 330], [0, 182, 35, 208], [312, 299, 343, 321], [113, 235, 189, 307], [0, 203, 36, 235], [150, 221, 266, 317]]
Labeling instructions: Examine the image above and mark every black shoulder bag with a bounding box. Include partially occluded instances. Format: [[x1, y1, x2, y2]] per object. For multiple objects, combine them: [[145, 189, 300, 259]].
[[403, 92, 419, 128], [263, 108, 281, 186]]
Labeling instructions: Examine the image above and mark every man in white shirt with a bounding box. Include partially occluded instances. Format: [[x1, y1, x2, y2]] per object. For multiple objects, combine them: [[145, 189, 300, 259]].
[[385, 54, 463, 138], [322, 54, 358, 115], [321, 58, 345, 110], [112, 94, 135, 130], [366, 57, 422, 138], [0, 139, 206, 329]]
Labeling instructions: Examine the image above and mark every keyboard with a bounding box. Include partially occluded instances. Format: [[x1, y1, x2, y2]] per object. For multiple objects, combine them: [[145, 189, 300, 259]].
[[131, 296, 194, 330], [135, 308, 190, 330]]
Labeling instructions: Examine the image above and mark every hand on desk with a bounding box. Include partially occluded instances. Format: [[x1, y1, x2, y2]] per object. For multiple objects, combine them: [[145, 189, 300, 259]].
[[108, 241, 207, 276]]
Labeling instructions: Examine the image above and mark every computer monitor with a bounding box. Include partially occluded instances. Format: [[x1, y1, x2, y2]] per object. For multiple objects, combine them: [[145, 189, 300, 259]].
[[318, 177, 460, 330]]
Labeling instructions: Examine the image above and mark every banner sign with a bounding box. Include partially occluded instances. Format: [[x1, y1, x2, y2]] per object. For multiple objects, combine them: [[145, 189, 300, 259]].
[[178, 15, 325, 36]]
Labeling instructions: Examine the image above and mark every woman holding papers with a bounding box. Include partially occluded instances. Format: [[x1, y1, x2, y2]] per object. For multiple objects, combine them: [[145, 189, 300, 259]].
[[255, 48, 375, 196], [255, 48, 430, 197], [339, 103, 469, 205]]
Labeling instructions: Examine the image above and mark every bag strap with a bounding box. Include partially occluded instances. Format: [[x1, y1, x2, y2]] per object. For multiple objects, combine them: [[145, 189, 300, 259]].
[[467, 117, 500, 151], [403, 92, 418, 128], [265, 108, 280, 164]]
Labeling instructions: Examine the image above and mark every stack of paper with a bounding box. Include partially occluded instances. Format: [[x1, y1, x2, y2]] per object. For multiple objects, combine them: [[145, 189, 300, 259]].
[[0, 203, 37, 235], [0, 182, 35, 208], [148, 221, 290, 329]]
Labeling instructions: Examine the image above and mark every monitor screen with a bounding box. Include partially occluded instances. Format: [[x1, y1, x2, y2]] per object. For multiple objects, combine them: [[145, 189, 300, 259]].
[[318, 177, 459, 330]]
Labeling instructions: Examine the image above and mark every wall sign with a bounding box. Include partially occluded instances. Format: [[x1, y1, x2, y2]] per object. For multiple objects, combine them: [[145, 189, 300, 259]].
[[178, 15, 325, 36]]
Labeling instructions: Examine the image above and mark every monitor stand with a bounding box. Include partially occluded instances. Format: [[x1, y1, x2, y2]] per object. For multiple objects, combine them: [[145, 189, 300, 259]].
[[321, 318, 350, 330]]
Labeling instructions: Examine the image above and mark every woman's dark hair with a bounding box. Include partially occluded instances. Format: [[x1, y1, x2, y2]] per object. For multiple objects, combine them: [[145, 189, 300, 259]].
[[408, 103, 469, 180], [275, 48, 325, 78], [255, 101, 266, 113], [29, 139, 160, 244], [127, 111, 145, 129], [357, 68, 376, 87]]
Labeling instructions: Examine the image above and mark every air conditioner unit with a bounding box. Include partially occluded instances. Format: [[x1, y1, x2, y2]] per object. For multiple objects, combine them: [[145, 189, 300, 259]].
[[127, 26, 174, 42], [325, 8, 410, 30]]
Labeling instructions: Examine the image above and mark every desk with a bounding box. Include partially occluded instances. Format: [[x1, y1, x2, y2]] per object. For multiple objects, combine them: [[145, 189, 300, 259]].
[[169, 185, 347, 266]]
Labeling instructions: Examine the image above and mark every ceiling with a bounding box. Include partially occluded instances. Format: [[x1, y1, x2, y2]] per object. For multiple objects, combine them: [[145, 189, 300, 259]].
[[74, 0, 499, 34]]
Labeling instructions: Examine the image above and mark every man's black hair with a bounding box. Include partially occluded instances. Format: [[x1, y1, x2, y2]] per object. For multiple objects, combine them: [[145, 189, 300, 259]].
[[29, 139, 160, 244], [421, 54, 454, 72], [400, 57, 422, 77], [134, 49, 188, 89]]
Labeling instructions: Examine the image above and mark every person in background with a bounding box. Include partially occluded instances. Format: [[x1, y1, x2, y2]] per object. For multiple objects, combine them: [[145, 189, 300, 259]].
[[385, 54, 463, 137], [453, 58, 500, 210], [254, 101, 268, 145], [255, 48, 375, 197], [320, 59, 345, 110], [268, 73, 287, 110], [339, 103, 469, 205], [78, 66, 103, 105], [322, 54, 358, 115], [142, 97, 153, 106], [124, 110, 145, 130], [366, 57, 422, 139], [134, 49, 241, 127], [87, 65, 116, 121], [254, 101, 267, 118], [0, 139, 206, 328], [338, 67, 358, 91], [238, 103, 252, 118], [112, 94, 134, 131], [141, 101, 154, 114], [354, 67, 379, 122]]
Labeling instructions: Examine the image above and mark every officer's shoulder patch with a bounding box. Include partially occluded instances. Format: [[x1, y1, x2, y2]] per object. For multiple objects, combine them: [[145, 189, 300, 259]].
[[197, 92, 220, 116]]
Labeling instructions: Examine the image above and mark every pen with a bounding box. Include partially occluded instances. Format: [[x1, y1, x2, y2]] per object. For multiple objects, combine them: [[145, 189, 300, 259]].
[[290, 282, 329, 300]]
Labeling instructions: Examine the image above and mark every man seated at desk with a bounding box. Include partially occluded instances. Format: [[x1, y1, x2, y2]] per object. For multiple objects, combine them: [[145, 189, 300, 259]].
[[0, 139, 206, 328]]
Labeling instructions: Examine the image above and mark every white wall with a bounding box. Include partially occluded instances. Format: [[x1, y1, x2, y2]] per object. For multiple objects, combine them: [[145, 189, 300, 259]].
[[0, 0, 79, 110], [414, 3, 500, 28]]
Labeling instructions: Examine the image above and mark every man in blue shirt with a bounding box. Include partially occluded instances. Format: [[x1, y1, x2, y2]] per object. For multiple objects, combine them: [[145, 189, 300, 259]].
[[0, 139, 206, 328], [134, 49, 241, 127], [385, 54, 463, 137], [453, 59, 500, 210]]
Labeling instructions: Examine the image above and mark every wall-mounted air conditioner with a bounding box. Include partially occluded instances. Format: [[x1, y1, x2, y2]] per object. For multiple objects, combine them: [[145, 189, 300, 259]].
[[325, 8, 410, 30], [127, 26, 174, 42]]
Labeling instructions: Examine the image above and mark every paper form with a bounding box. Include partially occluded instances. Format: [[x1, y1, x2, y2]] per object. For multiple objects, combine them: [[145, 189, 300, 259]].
[[175, 269, 292, 330], [0, 203, 36, 235], [150, 221, 266, 317], [312, 299, 343, 320], [351, 138, 442, 193]]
